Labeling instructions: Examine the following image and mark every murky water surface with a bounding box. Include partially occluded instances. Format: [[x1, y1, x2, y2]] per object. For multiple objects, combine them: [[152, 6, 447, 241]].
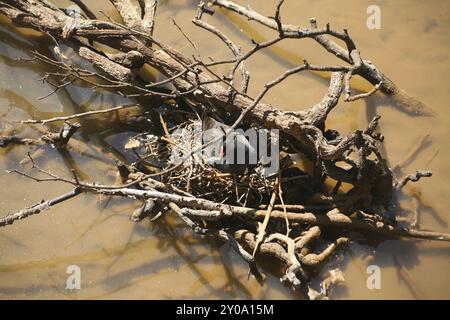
[[0, 0, 449, 299]]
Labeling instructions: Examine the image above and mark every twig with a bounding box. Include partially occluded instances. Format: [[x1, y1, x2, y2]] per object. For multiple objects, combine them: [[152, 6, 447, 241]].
[[277, 174, 290, 236], [252, 175, 279, 257], [20, 105, 139, 125], [0, 188, 81, 227], [6, 164, 449, 242], [393, 134, 430, 171], [345, 81, 382, 102], [169, 203, 263, 282], [140, 0, 157, 36], [172, 18, 198, 54], [194, 1, 250, 93], [396, 170, 432, 189]]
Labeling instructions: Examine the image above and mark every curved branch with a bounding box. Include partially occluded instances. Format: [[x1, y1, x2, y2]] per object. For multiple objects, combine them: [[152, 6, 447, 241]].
[[211, 0, 434, 117]]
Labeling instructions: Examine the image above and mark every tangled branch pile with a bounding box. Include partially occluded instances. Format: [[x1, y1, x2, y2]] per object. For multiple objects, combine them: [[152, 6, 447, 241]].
[[0, 0, 448, 299]]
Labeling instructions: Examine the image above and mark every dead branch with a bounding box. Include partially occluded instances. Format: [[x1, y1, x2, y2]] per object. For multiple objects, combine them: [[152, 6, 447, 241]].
[[4, 167, 448, 242], [211, 0, 434, 116], [78, 46, 134, 82], [0, 188, 81, 227], [396, 170, 433, 189], [109, 0, 147, 35], [0, 0, 445, 299], [0, 1, 379, 154], [20, 104, 139, 125], [0, 1, 396, 211], [194, 1, 250, 93], [169, 202, 264, 283]]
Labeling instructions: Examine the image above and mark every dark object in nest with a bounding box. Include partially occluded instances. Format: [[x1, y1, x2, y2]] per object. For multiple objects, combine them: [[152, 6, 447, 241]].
[[126, 113, 298, 206]]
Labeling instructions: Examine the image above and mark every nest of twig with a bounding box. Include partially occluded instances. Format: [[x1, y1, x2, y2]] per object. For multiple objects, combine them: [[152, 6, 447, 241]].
[[114, 107, 376, 297], [127, 116, 278, 206]]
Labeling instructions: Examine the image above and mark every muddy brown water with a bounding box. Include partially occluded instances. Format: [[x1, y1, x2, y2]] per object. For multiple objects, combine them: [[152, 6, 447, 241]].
[[0, 0, 449, 299]]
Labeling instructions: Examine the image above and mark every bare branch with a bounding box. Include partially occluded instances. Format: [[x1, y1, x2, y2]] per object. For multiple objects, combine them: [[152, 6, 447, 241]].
[[212, 0, 434, 116], [21, 105, 139, 125], [396, 170, 433, 189], [0, 188, 81, 227]]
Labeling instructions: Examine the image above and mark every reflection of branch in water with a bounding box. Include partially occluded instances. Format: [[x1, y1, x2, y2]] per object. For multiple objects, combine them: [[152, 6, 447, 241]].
[[0, 237, 162, 272], [393, 134, 431, 174], [0, 47, 87, 118], [0, 24, 39, 51], [395, 197, 421, 227], [12, 122, 124, 171], [0, 237, 190, 298], [409, 187, 447, 228], [150, 218, 251, 299], [216, 244, 254, 298], [415, 244, 450, 258], [346, 245, 376, 281], [101, 222, 137, 279], [1, 85, 136, 169], [0, 281, 61, 297], [0, 88, 49, 120], [86, 256, 232, 300], [57, 148, 90, 182], [0, 104, 12, 118], [45, 270, 78, 300], [62, 215, 233, 299], [0, 233, 26, 248], [393, 256, 427, 300], [0, 254, 181, 299], [374, 114, 445, 229], [64, 209, 122, 249], [425, 149, 439, 167]]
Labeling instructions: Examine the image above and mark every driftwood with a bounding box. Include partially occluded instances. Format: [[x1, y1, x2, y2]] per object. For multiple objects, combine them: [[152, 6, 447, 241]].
[[0, 0, 446, 299]]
